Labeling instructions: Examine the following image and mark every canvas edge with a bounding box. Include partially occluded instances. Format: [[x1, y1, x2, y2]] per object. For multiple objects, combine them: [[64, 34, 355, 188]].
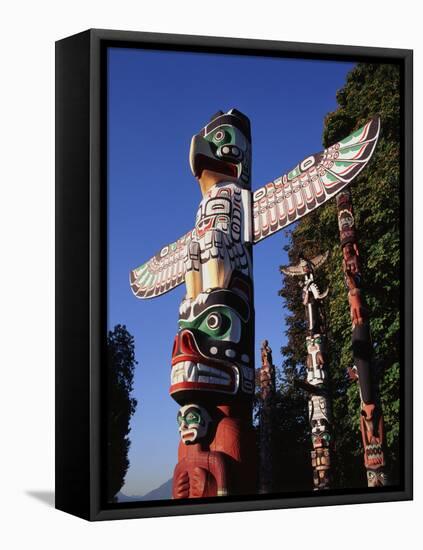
[[55, 29, 92, 520]]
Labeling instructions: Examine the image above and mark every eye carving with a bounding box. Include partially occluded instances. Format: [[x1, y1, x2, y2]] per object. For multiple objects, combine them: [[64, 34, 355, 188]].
[[198, 309, 233, 338], [186, 412, 200, 425], [214, 130, 226, 142], [207, 312, 222, 330]]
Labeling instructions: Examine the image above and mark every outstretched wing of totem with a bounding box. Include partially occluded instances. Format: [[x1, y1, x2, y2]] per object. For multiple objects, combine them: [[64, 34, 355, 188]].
[[130, 229, 194, 299], [281, 251, 329, 278], [280, 263, 307, 277], [252, 117, 380, 244], [310, 251, 329, 270]]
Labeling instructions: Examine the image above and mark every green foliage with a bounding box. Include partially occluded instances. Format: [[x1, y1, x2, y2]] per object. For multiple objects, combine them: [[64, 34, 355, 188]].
[[107, 324, 138, 502], [275, 62, 401, 488]]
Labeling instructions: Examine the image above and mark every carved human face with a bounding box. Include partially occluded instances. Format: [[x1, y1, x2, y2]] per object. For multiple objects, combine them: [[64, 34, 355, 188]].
[[177, 404, 211, 445], [170, 280, 254, 404], [189, 109, 251, 189]]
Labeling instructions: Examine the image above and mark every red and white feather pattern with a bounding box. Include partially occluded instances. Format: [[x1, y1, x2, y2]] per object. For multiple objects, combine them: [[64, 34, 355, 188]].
[[130, 118, 380, 299], [252, 117, 380, 243]]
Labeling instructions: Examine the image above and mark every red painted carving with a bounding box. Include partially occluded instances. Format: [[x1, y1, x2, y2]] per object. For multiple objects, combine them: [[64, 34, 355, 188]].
[[173, 444, 229, 498], [336, 189, 387, 486], [173, 404, 256, 498]]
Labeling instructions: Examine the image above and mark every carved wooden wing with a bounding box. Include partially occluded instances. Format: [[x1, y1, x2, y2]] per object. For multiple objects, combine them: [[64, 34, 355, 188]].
[[252, 117, 380, 244], [310, 251, 329, 270], [130, 229, 194, 299], [280, 264, 306, 277], [280, 252, 329, 277]]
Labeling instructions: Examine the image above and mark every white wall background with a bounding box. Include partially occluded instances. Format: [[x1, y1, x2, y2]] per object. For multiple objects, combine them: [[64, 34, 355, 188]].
[[0, 1, 420, 547]]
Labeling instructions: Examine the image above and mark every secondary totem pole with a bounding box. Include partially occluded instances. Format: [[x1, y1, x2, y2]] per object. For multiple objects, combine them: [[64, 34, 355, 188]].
[[336, 188, 386, 487], [282, 253, 332, 490], [258, 340, 276, 493], [130, 109, 380, 498]]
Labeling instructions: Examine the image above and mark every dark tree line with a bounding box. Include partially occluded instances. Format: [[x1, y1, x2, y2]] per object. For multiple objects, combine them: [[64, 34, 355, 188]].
[[106, 324, 138, 502], [265, 62, 401, 490]]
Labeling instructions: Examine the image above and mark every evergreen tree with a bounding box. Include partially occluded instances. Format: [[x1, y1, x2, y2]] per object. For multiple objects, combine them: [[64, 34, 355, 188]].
[[278, 62, 401, 488], [106, 324, 138, 501]]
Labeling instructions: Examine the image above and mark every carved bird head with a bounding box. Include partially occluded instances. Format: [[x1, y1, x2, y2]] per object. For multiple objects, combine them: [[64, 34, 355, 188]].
[[189, 108, 252, 190]]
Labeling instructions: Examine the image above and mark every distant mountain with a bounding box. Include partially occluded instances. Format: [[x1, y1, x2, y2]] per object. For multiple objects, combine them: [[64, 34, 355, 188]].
[[115, 491, 142, 503], [117, 478, 173, 503], [140, 478, 173, 500]]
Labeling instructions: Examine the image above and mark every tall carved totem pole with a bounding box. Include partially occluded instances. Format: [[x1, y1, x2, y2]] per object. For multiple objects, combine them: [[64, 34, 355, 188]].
[[258, 340, 276, 493], [130, 109, 380, 497], [282, 253, 332, 490], [336, 189, 386, 486]]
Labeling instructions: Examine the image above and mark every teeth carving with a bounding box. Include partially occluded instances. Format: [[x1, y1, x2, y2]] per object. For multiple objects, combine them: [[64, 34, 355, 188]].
[[187, 362, 198, 381], [171, 361, 232, 385]]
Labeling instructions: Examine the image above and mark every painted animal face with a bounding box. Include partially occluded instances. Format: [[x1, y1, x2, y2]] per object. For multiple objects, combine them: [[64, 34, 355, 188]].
[[306, 335, 324, 357], [309, 395, 331, 448], [189, 108, 252, 189], [177, 404, 211, 444], [170, 282, 254, 404], [311, 419, 331, 448], [360, 404, 385, 469], [367, 469, 386, 487]]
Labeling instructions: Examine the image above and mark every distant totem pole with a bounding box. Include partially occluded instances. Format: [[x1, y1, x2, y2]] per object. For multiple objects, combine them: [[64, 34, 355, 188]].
[[258, 340, 276, 493], [336, 189, 386, 487], [130, 109, 380, 498], [282, 253, 332, 490]]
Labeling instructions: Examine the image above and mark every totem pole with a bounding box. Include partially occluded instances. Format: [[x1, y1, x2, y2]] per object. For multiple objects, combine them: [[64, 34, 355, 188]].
[[282, 252, 332, 490], [258, 340, 276, 493], [130, 109, 380, 498], [336, 188, 386, 487]]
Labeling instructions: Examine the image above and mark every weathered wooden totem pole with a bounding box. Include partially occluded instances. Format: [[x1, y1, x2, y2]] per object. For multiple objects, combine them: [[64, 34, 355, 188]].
[[258, 340, 276, 493], [336, 188, 386, 487], [282, 252, 332, 490], [130, 110, 380, 498]]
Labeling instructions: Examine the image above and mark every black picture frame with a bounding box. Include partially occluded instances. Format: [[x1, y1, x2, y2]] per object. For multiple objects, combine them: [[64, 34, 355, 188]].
[[55, 28, 413, 521]]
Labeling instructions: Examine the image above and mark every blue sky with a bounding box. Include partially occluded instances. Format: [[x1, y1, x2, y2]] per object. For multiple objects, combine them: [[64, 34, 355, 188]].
[[107, 46, 354, 497]]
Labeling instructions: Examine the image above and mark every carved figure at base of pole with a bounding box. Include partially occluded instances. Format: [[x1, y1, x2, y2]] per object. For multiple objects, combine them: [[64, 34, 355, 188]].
[[173, 403, 256, 497], [173, 404, 229, 497]]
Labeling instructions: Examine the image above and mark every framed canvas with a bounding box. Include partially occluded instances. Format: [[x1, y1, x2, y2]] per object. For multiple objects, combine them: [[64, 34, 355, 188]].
[[55, 29, 413, 521]]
